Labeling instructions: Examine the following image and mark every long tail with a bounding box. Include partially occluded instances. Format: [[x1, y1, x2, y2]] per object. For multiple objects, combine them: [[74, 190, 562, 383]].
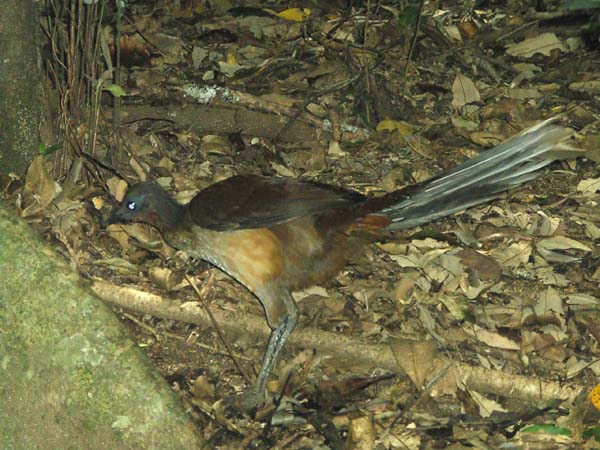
[[375, 119, 581, 231]]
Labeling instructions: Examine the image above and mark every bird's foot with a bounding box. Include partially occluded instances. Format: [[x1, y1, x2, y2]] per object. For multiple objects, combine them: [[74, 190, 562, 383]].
[[221, 390, 274, 415]]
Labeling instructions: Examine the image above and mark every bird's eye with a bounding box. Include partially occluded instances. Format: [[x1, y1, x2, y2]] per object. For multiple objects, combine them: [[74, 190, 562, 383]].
[[126, 201, 136, 211]]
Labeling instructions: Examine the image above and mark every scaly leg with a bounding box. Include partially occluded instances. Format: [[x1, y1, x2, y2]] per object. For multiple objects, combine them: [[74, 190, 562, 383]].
[[252, 309, 299, 398]]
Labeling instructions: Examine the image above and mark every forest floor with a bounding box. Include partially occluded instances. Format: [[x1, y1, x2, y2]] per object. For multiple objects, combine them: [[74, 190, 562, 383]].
[[21, 0, 600, 448]]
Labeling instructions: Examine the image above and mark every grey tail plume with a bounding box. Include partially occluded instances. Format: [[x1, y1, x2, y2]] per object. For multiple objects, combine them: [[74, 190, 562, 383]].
[[376, 119, 581, 231]]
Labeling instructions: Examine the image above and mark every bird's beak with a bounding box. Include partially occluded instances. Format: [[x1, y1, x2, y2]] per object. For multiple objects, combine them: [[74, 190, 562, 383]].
[[108, 205, 128, 225]]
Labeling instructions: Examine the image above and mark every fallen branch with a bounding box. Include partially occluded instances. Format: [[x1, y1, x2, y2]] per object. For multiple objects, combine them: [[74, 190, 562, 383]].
[[122, 103, 322, 143], [92, 280, 583, 404], [121, 87, 371, 144]]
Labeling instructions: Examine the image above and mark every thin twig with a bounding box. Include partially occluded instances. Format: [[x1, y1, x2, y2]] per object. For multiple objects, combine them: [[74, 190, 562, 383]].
[[122, 310, 252, 360], [497, 19, 539, 42], [124, 14, 166, 55], [359, 0, 373, 124], [113, 0, 123, 133], [403, 0, 426, 80], [184, 273, 252, 384], [122, 312, 161, 340]]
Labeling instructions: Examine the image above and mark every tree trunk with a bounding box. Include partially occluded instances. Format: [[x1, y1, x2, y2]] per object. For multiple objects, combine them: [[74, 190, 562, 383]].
[[0, 0, 42, 174]]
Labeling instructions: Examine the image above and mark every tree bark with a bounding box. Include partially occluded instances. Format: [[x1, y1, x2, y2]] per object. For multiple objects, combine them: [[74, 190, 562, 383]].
[[0, 0, 42, 174]]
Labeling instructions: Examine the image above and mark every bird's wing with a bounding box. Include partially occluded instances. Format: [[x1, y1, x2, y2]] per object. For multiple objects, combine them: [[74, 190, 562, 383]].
[[188, 174, 366, 230]]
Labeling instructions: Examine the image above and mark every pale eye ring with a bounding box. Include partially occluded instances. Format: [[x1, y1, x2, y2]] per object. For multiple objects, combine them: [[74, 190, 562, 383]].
[[126, 201, 136, 210]]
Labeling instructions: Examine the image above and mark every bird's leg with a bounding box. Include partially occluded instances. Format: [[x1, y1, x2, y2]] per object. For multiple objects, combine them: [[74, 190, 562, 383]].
[[247, 291, 299, 405], [254, 310, 298, 396]]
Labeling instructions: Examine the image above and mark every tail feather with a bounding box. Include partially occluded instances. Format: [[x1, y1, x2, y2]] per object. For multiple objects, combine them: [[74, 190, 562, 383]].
[[378, 119, 581, 231]]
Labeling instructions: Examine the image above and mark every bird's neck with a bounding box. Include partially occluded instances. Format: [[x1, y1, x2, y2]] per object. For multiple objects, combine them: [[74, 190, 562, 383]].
[[155, 197, 187, 232]]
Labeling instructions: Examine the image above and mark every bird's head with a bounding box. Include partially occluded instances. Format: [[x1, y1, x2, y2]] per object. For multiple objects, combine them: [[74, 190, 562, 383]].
[[110, 182, 184, 230]]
